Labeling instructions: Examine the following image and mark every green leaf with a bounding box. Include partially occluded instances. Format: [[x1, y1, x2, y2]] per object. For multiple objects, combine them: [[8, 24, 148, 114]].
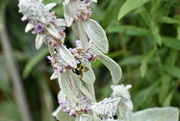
[[152, 24, 161, 46], [118, 0, 150, 20], [0, 55, 10, 93], [0, 101, 21, 121], [120, 55, 143, 66], [162, 65, 180, 78], [161, 16, 180, 24], [106, 25, 151, 36], [159, 50, 178, 105], [23, 48, 48, 78], [163, 91, 174, 107], [134, 107, 179, 121], [140, 60, 147, 77], [162, 37, 180, 50], [134, 80, 160, 108]]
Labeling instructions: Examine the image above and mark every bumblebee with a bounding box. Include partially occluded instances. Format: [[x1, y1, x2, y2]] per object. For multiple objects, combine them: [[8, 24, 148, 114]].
[[72, 62, 89, 77]]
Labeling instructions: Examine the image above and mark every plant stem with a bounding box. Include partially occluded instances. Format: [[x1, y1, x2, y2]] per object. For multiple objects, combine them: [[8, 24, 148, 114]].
[[0, 3, 33, 121]]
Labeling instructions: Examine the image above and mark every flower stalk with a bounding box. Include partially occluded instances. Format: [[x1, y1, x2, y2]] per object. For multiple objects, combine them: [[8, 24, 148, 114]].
[[18, 0, 131, 121]]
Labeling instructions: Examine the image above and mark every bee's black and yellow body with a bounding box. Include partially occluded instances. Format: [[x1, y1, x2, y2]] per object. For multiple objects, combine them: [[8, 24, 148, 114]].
[[72, 62, 89, 77]]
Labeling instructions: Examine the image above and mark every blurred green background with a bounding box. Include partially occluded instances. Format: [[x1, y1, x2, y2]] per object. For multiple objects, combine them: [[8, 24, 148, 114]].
[[0, 0, 180, 121]]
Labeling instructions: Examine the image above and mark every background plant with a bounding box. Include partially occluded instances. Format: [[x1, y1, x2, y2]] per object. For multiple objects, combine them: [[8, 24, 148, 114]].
[[0, 0, 180, 121]]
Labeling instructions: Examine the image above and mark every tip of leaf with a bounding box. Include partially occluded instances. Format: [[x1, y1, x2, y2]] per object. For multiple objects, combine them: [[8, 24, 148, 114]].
[[118, 15, 123, 21]]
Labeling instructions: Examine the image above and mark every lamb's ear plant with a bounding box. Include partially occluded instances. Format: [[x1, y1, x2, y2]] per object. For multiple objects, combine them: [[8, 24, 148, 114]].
[[18, 0, 179, 121]]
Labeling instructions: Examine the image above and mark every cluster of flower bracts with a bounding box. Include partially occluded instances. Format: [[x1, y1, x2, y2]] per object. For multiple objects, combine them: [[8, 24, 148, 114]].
[[18, 0, 133, 120]]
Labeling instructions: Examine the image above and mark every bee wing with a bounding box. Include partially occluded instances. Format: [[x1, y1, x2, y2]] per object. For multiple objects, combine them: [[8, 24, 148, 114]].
[[83, 67, 89, 72]]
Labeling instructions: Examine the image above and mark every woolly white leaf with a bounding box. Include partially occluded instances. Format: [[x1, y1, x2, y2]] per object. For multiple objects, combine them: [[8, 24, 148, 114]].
[[50, 72, 59, 80], [124, 100, 133, 110], [82, 62, 95, 84], [57, 90, 66, 102], [77, 22, 89, 49], [80, 114, 96, 121], [35, 34, 45, 49], [52, 106, 62, 117], [64, 0, 70, 4], [39, 0, 43, 3], [39, 17, 46, 24], [25, 23, 34, 33], [71, 23, 79, 36], [97, 50, 122, 85], [46, 24, 61, 39], [63, 3, 74, 27], [48, 46, 54, 57], [78, 81, 96, 102], [66, 71, 96, 101], [71, 22, 89, 49], [84, 19, 109, 53], [112, 98, 121, 105], [21, 15, 27, 21], [45, 3, 56, 10], [134, 107, 179, 121], [58, 45, 77, 68], [52, 106, 74, 121], [56, 19, 68, 27], [89, 0, 98, 2], [118, 107, 133, 121], [59, 73, 79, 103]]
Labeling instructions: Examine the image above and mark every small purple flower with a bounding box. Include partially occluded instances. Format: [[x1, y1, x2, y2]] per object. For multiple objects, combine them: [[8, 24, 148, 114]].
[[55, 69, 63, 73], [85, 105, 91, 108], [37, 27, 43, 33], [53, 43, 57, 47], [84, 0, 89, 4], [59, 102, 65, 105], [110, 95, 114, 99], [47, 56, 53, 61], [32, 25, 44, 34], [82, 16, 87, 21], [62, 109, 70, 112], [34, 25, 43, 33], [83, 97, 89, 102], [87, 11, 92, 15], [87, 54, 93, 61], [76, 40, 81, 46], [32, 30, 38, 34], [76, 61, 81, 64], [71, 114, 77, 118], [84, 109, 88, 113], [66, 65, 72, 69]]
